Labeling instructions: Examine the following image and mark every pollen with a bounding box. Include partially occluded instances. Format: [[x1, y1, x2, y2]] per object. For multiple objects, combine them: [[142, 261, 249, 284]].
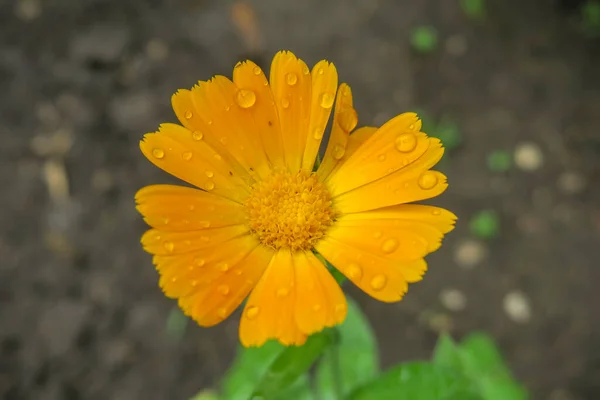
[[244, 171, 335, 251]]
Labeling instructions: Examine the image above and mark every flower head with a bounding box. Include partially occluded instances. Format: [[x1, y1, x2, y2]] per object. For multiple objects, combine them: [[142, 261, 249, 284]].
[[136, 50, 456, 347]]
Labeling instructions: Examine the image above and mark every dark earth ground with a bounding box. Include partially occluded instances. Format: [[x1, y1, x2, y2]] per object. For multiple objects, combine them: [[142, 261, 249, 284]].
[[2, 0, 600, 399]]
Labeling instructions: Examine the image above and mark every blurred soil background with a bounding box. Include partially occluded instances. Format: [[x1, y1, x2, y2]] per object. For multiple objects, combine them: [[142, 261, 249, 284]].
[[1, 0, 600, 399]]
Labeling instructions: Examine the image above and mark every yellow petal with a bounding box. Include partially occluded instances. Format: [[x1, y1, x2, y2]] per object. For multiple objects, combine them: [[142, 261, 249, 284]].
[[152, 234, 259, 299], [301, 61, 338, 171], [233, 61, 286, 171], [141, 224, 249, 256], [315, 237, 414, 302], [317, 83, 358, 179], [135, 184, 246, 231], [323, 126, 377, 180], [189, 76, 271, 179], [331, 138, 448, 213], [239, 250, 307, 347], [293, 251, 347, 334], [327, 113, 426, 196], [270, 51, 312, 173], [140, 123, 250, 202], [177, 243, 274, 327]]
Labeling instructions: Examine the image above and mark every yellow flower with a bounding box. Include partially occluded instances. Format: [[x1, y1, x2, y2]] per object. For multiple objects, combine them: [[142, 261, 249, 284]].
[[136, 50, 456, 347]]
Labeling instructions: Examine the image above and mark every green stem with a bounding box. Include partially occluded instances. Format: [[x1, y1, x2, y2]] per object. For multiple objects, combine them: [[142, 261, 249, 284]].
[[330, 329, 343, 400]]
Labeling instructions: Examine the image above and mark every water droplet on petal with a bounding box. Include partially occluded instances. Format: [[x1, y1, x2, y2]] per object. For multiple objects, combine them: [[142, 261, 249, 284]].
[[236, 89, 256, 108], [163, 241, 174, 252], [281, 98, 290, 109], [205, 170, 214, 178], [253, 66, 262, 75], [214, 154, 222, 161], [192, 131, 203, 140], [418, 172, 438, 190], [220, 136, 228, 145], [370, 274, 387, 291], [285, 72, 298, 86], [205, 181, 215, 190], [188, 204, 195, 211], [277, 288, 289, 297], [313, 127, 324, 140], [332, 144, 345, 160], [409, 124, 415, 130], [317, 68, 324, 75], [432, 209, 442, 216], [246, 306, 260, 320], [373, 231, 382, 239], [313, 304, 322, 312], [378, 154, 386, 162], [234, 269, 243, 276], [218, 285, 230, 295], [152, 148, 165, 159], [395, 132, 418, 152], [200, 220, 211, 228], [338, 108, 358, 132], [319, 92, 334, 108], [381, 238, 399, 253], [302, 65, 310, 75], [346, 263, 363, 280], [217, 307, 227, 318], [220, 263, 229, 272], [182, 151, 192, 160], [171, 277, 177, 283], [184, 110, 193, 119], [194, 257, 205, 267], [191, 280, 198, 287]]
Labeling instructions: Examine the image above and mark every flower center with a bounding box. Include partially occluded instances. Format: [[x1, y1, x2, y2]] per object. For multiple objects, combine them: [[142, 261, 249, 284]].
[[244, 171, 335, 251]]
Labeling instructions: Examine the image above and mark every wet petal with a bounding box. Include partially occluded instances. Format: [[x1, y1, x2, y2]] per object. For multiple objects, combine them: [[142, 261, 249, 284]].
[[140, 123, 250, 202], [270, 51, 312, 173], [239, 250, 307, 347], [293, 251, 347, 334], [135, 184, 246, 231], [327, 113, 426, 196], [332, 138, 448, 213], [301, 60, 338, 171], [178, 243, 274, 327], [317, 83, 358, 179], [233, 61, 286, 171]]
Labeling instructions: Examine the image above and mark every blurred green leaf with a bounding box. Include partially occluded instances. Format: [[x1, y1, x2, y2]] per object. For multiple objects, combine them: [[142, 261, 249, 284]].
[[431, 118, 462, 151], [165, 307, 189, 342], [582, 1, 600, 35], [189, 390, 220, 400], [460, 0, 485, 19], [251, 331, 334, 398], [469, 210, 500, 239], [221, 340, 285, 400], [316, 252, 347, 285], [486, 151, 512, 172], [348, 362, 480, 400], [316, 299, 379, 399], [410, 26, 438, 53], [433, 334, 463, 370]]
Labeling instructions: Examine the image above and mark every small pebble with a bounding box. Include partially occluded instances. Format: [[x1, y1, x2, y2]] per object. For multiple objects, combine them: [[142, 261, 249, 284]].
[[514, 142, 543, 171], [503, 291, 532, 323], [14, 0, 41, 21], [557, 172, 586, 195], [454, 239, 487, 269], [439, 289, 467, 311]]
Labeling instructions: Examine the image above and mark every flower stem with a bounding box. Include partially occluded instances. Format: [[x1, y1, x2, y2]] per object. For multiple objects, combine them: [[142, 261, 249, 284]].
[[330, 328, 343, 400]]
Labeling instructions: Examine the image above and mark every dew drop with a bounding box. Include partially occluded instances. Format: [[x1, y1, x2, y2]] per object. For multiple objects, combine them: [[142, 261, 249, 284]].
[[205, 170, 214, 178], [218, 285, 230, 295], [277, 288, 289, 297], [171, 277, 178, 283], [217, 308, 227, 318], [346, 263, 363, 280], [188, 204, 195, 211], [338, 108, 358, 132], [319, 92, 334, 108], [163, 241, 174, 252], [182, 151, 193, 161], [205, 180, 215, 191], [313, 127, 324, 140], [302, 65, 310, 75], [234, 269, 243, 276], [395, 132, 417, 153], [207, 119, 213, 125], [409, 124, 415, 130], [194, 257, 205, 267], [370, 274, 387, 291], [281, 98, 290, 109], [285, 72, 298, 86], [381, 238, 399, 253], [313, 304, 322, 312], [192, 131, 203, 141], [317, 68, 324, 75], [378, 154, 386, 162], [332, 144, 345, 160], [184, 110, 193, 119], [191, 280, 198, 287], [163, 217, 170, 225], [432, 209, 442, 215], [220, 263, 229, 272], [214, 154, 222, 161], [253, 66, 262, 75], [220, 136, 228, 145], [236, 89, 256, 108], [152, 148, 165, 159], [418, 172, 438, 190], [246, 306, 260, 320], [373, 231, 382, 239]]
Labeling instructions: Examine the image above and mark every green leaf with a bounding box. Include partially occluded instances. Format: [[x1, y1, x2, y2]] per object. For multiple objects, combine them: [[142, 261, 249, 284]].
[[251, 330, 334, 398], [348, 362, 480, 400], [410, 26, 438, 53], [189, 390, 220, 400], [221, 340, 285, 400], [469, 210, 500, 240], [460, 0, 486, 20], [433, 334, 462, 370], [316, 298, 379, 399], [486, 151, 512, 172]]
